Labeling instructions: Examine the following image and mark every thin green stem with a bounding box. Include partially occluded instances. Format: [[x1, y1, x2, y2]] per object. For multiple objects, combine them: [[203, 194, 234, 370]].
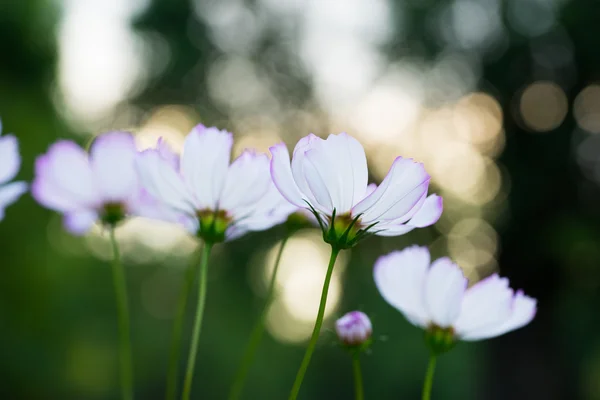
[[228, 236, 289, 400], [109, 228, 134, 400], [181, 242, 213, 400], [421, 354, 437, 400], [288, 246, 341, 400], [165, 245, 203, 400], [352, 354, 364, 400]]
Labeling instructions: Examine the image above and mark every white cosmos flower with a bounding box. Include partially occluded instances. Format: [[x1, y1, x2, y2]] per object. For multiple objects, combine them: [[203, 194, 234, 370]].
[[0, 121, 27, 220], [270, 133, 442, 246], [32, 131, 167, 234], [374, 246, 537, 342], [135, 125, 296, 242]]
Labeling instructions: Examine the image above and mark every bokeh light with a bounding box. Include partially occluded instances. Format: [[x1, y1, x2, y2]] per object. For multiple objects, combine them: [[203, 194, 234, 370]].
[[519, 81, 568, 132]]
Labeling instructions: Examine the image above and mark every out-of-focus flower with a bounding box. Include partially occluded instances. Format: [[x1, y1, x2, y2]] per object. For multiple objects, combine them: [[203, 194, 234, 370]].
[[32, 131, 166, 234], [335, 311, 373, 349], [0, 121, 27, 220], [136, 125, 296, 243], [374, 246, 537, 354], [270, 133, 442, 249]]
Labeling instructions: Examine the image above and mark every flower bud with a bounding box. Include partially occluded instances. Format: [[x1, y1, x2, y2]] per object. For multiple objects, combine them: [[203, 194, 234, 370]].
[[335, 311, 373, 348]]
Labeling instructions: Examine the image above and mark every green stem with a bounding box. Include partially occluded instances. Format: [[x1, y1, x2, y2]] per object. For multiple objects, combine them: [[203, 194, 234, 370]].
[[228, 236, 289, 400], [165, 245, 203, 400], [288, 246, 341, 400], [181, 242, 213, 400], [352, 354, 364, 400], [421, 354, 437, 400], [109, 228, 134, 400]]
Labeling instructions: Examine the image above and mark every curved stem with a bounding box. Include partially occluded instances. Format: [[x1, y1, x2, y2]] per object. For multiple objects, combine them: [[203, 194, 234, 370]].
[[165, 245, 203, 400], [288, 246, 341, 400], [352, 354, 364, 400], [228, 236, 289, 400], [181, 242, 213, 400], [421, 354, 437, 400], [109, 228, 134, 400]]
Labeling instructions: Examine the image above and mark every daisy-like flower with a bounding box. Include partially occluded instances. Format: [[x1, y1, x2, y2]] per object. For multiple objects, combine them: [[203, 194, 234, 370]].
[[374, 246, 537, 354], [0, 121, 27, 220], [270, 133, 442, 249], [136, 125, 296, 243], [32, 131, 164, 234], [335, 311, 373, 349]]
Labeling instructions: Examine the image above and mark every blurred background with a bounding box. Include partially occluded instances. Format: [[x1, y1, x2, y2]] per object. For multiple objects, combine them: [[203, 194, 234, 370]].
[[1, 0, 600, 398]]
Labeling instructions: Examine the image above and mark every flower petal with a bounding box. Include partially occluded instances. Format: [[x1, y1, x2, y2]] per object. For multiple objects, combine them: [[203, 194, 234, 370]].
[[219, 150, 271, 213], [156, 138, 180, 170], [269, 143, 307, 208], [454, 274, 513, 338], [353, 157, 430, 223], [303, 153, 335, 212], [0, 134, 21, 184], [460, 290, 537, 341], [407, 194, 443, 228], [181, 125, 232, 209], [424, 257, 467, 327], [31, 141, 98, 212], [373, 246, 430, 328], [372, 223, 415, 237], [308, 133, 368, 212], [0, 181, 27, 220], [90, 132, 138, 202], [136, 150, 196, 215], [63, 209, 98, 235]]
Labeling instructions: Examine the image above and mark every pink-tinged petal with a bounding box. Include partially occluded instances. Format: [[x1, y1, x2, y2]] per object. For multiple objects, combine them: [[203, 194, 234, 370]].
[[290, 134, 327, 211], [136, 150, 196, 215], [454, 274, 513, 337], [314, 133, 368, 212], [32, 141, 98, 212], [90, 132, 138, 202], [408, 194, 443, 228], [181, 125, 232, 209], [424, 257, 467, 327], [372, 223, 415, 237], [460, 291, 537, 341], [156, 138, 180, 170], [219, 150, 271, 212], [364, 183, 377, 199], [303, 154, 335, 212], [335, 311, 373, 346], [269, 143, 308, 208], [0, 134, 21, 184], [0, 181, 27, 220], [63, 209, 98, 235], [373, 246, 431, 328], [353, 157, 430, 223]]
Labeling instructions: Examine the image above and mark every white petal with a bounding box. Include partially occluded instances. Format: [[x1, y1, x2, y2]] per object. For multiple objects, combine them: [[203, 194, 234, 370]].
[[63, 210, 98, 235], [0, 134, 21, 184], [303, 154, 335, 212], [219, 150, 271, 213], [0, 181, 27, 220], [269, 143, 307, 208], [290, 134, 330, 213], [353, 157, 430, 223], [90, 132, 138, 202], [315, 133, 368, 212], [156, 138, 180, 170], [373, 246, 431, 328], [407, 194, 443, 228], [136, 150, 196, 215], [460, 291, 537, 341], [424, 257, 467, 327], [372, 223, 415, 237], [454, 274, 513, 338], [372, 194, 443, 237], [31, 141, 98, 212], [181, 125, 232, 209]]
